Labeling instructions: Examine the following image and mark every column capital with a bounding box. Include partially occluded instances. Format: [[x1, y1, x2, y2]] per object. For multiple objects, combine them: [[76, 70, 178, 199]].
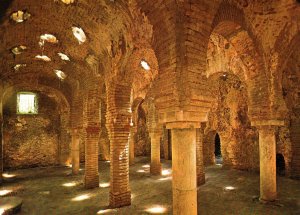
[[166, 121, 201, 129], [251, 120, 284, 128]]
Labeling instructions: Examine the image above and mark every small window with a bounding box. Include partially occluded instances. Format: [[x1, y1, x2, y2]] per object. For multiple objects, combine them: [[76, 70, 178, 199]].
[[17, 92, 38, 114]]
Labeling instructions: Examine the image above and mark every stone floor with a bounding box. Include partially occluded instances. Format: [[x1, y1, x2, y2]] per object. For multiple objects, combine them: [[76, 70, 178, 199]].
[[0, 157, 299, 215]]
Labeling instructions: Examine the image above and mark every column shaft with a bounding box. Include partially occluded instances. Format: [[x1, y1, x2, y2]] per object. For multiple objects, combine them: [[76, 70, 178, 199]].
[[150, 133, 162, 175], [129, 127, 135, 166], [172, 128, 197, 215], [84, 127, 99, 189], [259, 127, 277, 201], [0, 119, 3, 184], [106, 83, 131, 208], [71, 130, 80, 175], [196, 128, 205, 186]]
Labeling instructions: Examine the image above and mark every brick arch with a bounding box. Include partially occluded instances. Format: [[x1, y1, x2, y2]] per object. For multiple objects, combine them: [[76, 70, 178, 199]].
[[209, 2, 270, 121], [3, 83, 70, 113], [278, 31, 300, 82]]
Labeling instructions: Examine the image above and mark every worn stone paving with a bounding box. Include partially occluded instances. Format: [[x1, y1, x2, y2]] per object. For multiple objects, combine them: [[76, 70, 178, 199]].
[[0, 157, 299, 215]]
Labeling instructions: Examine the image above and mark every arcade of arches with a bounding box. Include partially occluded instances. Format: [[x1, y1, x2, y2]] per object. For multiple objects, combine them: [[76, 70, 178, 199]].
[[0, 0, 300, 214]]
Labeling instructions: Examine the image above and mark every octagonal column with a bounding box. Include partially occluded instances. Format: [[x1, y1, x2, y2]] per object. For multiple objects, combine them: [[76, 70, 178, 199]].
[[150, 132, 162, 175], [71, 129, 80, 175], [168, 123, 198, 215]]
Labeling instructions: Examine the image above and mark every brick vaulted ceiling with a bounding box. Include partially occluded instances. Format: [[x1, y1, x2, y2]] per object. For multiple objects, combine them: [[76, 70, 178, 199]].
[[0, 0, 299, 123]]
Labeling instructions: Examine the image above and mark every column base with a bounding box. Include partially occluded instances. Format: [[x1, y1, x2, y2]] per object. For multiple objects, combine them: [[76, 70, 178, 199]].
[[72, 169, 80, 175], [197, 174, 205, 186], [109, 191, 131, 208], [259, 197, 277, 204], [129, 160, 135, 166], [173, 189, 197, 215], [150, 163, 162, 175], [84, 174, 99, 189]]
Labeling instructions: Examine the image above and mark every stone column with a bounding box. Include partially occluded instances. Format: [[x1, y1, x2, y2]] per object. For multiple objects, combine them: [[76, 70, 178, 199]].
[[85, 127, 100, 188], [162, 126, 169, 160], [71, 129, 80, 175], [0, 118, 3, 185], [196, 127, 205, 186], [0, 95, 3, 184], [171, 126, 197, 215], [129, 126, 136, 166], [258, 126, 277, 202], [150, 132, 162, 175]]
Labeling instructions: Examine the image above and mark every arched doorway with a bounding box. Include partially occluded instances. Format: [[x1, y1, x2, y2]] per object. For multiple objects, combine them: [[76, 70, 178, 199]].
[[276, 153, 285, 176], [215, 133, 222, 165]]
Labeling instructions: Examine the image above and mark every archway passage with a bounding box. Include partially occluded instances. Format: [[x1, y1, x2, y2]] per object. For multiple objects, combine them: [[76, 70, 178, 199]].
[[276, 154, 286, 176], [215, 133, 222, 165]]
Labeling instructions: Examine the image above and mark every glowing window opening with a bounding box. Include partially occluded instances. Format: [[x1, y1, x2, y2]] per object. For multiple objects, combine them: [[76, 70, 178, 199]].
[[17, 92, 38, 114], [14, 64, 27, 72], [141, 60, 150, 71], [60, 0, 75, 4], [58, 53, 70, 61], [10, 10, 31, 23], [54, 70, 67, 80], [35, 55, 51, 62], [40, 34, 58, 44], [72, 27, 87, 44], [11, 45, 27, 55]]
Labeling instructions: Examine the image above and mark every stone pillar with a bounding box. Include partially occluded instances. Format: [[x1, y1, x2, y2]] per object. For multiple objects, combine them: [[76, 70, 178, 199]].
[[150, 132, 162, 175], [0, 118, 3, 185], [106, 83, 131, 208], [162, 126, 169, 160], [258, 126, 277, 202], [196, 127, 205, 186], [0, 95, 3, 184], [171, 127, 197, 215], [129, 126, 136, 166], [85, 127, 100, 188], [71, 129, 80, 175]]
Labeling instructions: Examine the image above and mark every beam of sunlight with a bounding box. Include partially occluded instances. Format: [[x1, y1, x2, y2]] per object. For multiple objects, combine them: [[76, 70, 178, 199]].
[[2, 173, 16, 178], [63, 182, 77, 187], [97, 209, 117, 214], [158, 176, 172, 181], [0, 190, 12, 196], [137, 169, 146, 173], [99, 182, 110, 188], [39, 191, 50, 195], [72, 194, 91, 201], [162, 169, 172, 176], [224, 186, 235, 191], [142, 164, 150, 168], [145, 205, 168, 214]]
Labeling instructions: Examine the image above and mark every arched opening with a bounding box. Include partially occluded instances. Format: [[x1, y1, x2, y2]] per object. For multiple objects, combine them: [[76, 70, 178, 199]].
[[214, 133, 222, 164], [135, 102, 150, 156], [276, 153, 286, 176]]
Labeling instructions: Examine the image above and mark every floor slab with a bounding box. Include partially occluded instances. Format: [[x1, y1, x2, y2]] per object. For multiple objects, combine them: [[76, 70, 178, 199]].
[[0, 157, 299, 215]]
